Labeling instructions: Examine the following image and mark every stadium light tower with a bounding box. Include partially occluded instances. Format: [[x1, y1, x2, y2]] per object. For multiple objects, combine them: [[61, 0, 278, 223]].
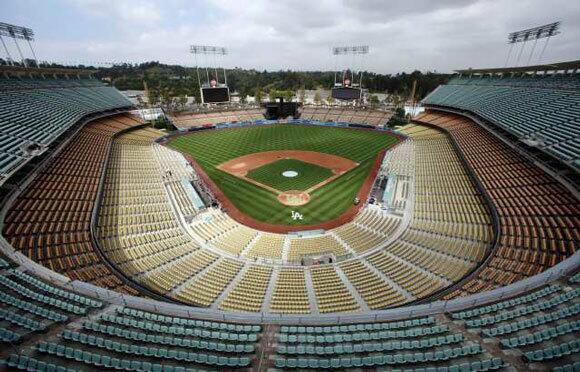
[[505, 21, 561, 67], [190, 45, 230, 104], [331, 45, 369, 101], [0, 22, 38, 67]]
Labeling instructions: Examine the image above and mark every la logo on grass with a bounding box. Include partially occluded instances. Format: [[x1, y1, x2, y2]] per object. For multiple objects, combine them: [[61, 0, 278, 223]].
[[291, 211, 304, 221]]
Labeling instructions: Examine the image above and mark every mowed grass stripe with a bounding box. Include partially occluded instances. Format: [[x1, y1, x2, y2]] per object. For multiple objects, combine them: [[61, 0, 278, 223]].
[[169, 124, 397, 226]]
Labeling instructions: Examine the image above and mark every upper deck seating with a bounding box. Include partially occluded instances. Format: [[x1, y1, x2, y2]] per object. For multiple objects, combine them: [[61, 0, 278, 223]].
[[0, 77, 132, 179], [422, 74, 580, 168]]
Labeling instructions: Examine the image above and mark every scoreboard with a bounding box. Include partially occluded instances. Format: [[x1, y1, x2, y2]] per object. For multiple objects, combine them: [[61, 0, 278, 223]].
[[201, 87, 230, 104], [331, 86, 361, 100]]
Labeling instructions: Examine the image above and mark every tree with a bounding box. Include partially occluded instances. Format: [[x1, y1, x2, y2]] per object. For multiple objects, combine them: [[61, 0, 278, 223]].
[[298, 87, 306, 103], [368, 94, 380, 109], [326, 94, 334, 105], [268, 88, 277, 102], [386, 107, 407, 128], [254, 88, 264, 104], [282, 90, 295, 102], [94, 62, 451, 104], [147, 89, 160, 107], [178, 95, 187, 111], [313, 90, 322, 105]]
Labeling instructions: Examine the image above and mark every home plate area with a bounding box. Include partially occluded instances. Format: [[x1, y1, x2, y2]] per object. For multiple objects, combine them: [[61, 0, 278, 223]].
[[217, 150, 358, 206], [277, 190, 311, 206]]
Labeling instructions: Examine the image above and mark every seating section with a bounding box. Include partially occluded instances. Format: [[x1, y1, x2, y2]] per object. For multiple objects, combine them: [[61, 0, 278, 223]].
[[173, 258, 243, 307], [0, 77, 132, 178], [0, 220, 579, 372], [2, 114, 143, 294], [219, 265, 272, 312], [300, 107, 392, 126], [333, 210, 401, 253], [287, 234, 347, 263], [310, 266, 360, 313], [210, 225, 258, 256], [416, 111, 579, 297], [189, 209, 238, 243], [0, 266, 103, 344], [171, 109, 264, 128], [96, 128, 207, 295], [96, 128, 236, 305], [452, 280, 580, 370], [274, 316, 503, 370], [269, 268, 311, 314], [369, 124, 492, 298], [2, 287, 261, 371], [245, 232, 285, 260], [422, 74, 580, 168], [153, 143, 200, 216], [172, 107, 392, 128], [338, 260, 406, 309]]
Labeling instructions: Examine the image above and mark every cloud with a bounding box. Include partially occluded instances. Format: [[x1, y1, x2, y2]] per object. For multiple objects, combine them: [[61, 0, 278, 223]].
[[8, 0, 579, 73], [65, 0, 162, 23]]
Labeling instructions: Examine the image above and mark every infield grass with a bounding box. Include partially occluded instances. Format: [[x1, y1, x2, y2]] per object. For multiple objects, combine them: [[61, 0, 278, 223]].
[[168, 124, 398, 226], [247, 158, 334, 192]]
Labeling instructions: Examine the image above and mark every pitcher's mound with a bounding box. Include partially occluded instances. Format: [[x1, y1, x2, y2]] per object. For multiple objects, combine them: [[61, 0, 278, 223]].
[[277, 190, 310, 206]]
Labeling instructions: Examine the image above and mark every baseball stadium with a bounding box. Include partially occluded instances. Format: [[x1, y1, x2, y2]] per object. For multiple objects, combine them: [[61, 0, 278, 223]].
[[0, 4, 579, 372]]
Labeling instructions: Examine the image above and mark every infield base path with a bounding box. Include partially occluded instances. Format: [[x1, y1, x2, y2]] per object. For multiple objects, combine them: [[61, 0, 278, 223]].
[[181, 148, 387, 233], [216, 150, 358, 206]]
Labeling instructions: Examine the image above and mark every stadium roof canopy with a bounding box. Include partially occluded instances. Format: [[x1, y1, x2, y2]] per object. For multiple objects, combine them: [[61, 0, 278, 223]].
[[455, 59, 580, 75]]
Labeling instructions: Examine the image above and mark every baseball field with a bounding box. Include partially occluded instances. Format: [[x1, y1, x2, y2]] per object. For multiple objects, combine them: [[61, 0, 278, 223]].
[[168, 124, 398, 228]]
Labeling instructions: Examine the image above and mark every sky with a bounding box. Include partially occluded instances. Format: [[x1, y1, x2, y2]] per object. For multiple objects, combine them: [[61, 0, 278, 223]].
[[1, 0, 579, 74]]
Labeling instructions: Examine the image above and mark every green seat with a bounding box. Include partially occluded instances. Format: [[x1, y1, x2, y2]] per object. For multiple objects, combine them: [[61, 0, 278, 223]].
[[331, 358, 341, 368], [226, 357, 237, 367], [91, 354, 101, 366], [308, 359, 319, 368], [362, 356, 373, 366], [287, 358, 297, 368], [275, 358, 286, 368]]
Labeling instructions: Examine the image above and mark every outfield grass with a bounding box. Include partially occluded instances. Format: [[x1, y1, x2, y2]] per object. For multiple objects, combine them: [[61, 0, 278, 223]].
[[168, 124, 398, 226], [247, 159, 334, 191]]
